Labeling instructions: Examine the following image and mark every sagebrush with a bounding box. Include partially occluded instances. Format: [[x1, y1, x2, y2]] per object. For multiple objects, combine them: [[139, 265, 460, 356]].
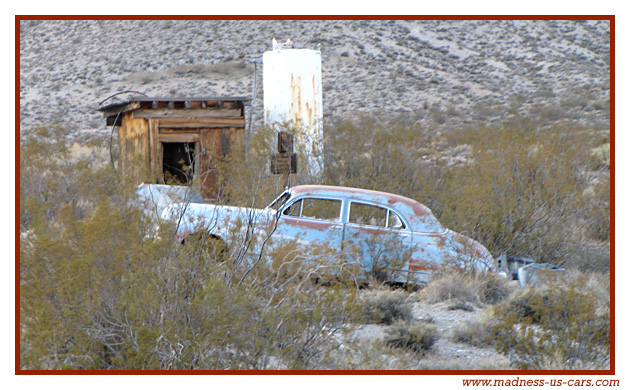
[[20, 115, 610, 370]]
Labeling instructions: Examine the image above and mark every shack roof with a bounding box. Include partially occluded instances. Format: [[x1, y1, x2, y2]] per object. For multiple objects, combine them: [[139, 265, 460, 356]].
[[98, 96, 251, 118]]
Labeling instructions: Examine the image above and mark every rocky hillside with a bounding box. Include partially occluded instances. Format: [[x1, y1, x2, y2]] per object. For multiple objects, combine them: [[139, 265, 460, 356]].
[[19, 19, 610, 140]]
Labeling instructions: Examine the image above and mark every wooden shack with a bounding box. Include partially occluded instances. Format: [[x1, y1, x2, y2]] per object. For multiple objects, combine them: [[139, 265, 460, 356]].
[[99, 96, 250, 199]]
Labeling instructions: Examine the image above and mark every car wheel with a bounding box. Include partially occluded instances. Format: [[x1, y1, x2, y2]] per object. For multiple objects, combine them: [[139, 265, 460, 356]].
[[183, 232, 227, 262]]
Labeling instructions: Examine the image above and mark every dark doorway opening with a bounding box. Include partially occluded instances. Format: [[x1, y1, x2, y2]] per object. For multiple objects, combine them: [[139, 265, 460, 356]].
[[162, 142, 196, 185]]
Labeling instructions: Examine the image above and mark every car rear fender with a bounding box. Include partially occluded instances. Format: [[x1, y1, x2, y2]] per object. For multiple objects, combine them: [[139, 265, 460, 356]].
[[408, 230, 494, 273], [162, 203, 274, 243]]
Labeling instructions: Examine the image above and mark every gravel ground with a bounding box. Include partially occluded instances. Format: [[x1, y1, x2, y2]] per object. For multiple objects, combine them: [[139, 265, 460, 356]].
[[350, 299, 511, 370], [410, 301, 511, 369]]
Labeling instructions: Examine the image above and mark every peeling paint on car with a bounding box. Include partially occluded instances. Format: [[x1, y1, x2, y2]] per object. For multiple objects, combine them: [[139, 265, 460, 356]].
[[162, 185, 495, 285]]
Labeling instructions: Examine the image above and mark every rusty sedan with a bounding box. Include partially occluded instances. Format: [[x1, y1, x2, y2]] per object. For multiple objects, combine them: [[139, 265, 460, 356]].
[[162, 185, 495, 285]]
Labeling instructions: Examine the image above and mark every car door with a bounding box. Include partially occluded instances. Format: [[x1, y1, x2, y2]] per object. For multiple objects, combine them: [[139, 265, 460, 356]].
[[274, 196, 345, 251], [342, 201, 412, 279]]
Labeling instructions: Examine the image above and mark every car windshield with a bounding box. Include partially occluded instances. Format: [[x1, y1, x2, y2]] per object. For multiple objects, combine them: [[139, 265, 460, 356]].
[[266, 191, 292, 211]]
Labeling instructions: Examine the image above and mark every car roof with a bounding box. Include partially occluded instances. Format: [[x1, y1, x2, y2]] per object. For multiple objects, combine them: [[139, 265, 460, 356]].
[[289, 185, 433, 219]]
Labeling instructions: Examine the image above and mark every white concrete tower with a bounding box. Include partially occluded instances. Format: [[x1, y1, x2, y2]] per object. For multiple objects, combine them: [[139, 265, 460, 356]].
[[263, 39, 323, 176]]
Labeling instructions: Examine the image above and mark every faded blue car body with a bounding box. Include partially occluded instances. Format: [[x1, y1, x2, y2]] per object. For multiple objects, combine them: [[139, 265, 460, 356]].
[[163, 185, 495, 284]]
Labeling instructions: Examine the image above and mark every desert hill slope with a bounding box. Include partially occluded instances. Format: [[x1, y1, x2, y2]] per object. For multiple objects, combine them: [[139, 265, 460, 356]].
[[19, 19, 610, 139]]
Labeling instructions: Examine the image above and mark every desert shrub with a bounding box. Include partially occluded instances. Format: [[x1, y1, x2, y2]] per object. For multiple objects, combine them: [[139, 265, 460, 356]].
[[322, 119, 431, 200], [492, 281, 610, 370], [361, 290, 413, 325], [591, 143, 610, 169], [447, 300, 475, 312], [435, 123, 593, 265], [583, 175, 610, 243], [21, 208, 360, 369], [20, 116, 611, 369], [562, 270, 610, 309], [384, 321, 439, 354], [20, 125, 121, 232], [420, 271, 513, 306], [322, 118, 609, 270], [19, 126, 363, 370], [213, 123, 325, 209], [451, 310, 498, 348], [344, 232, 413, 286]]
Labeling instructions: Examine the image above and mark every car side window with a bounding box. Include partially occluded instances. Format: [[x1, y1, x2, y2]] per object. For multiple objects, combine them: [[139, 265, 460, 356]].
[[283, 199, 302, 217], [349, 202, 406, 230], [349, 202, 387, 227], [301, 198, 341, 221], [284, 198, 341, 222], [387, 211, 405, 229]]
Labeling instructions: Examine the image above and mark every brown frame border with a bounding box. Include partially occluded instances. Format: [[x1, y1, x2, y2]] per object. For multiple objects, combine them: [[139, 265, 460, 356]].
[[16, 14, 615, 376]]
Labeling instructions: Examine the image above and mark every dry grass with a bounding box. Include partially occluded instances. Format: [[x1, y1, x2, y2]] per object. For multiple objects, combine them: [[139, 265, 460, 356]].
[[420, 272, 514, 306]]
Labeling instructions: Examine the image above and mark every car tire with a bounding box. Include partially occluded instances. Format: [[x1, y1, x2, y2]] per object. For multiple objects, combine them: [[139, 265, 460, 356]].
[[183, 232, 227, 262]]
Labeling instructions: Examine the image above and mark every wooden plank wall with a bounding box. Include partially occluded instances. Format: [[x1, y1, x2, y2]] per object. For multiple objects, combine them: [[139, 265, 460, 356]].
[[118, 113, 150, 185], [192, 127, 245, 199], [148, 118, 159, 183]]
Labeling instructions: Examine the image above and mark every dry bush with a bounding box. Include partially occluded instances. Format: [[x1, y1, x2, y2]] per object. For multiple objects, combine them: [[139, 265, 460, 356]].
[[344, 232, 413, 286], [20, 126, 364, 370], [447, 300, 475, 312], [591, 143, 610, 169], [492, 278, 610, 370], [384, 321, 439, 355], [322, 118, 431, 200], [562, 270, 610, 309], [20, 116, 611, 370], [214, 124, 323, 208], [432, 122, 596, 266], [450, 269, 610, 369], [20, 125, 122, 232], [361, 290, 413, 325], [451, 310, 498, 348], [420, 271, 514, 306], [323, 117, 610, 271], [582, 174, 610, 243]]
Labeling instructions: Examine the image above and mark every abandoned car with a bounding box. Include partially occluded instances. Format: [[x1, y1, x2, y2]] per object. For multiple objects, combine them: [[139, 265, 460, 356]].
[[162, 185, 495, 284]]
